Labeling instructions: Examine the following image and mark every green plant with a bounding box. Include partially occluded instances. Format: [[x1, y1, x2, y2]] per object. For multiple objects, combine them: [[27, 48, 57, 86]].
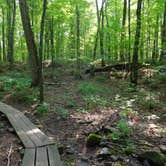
[[83, 95, 108, 109], [76, 107, 91, 113], [35, 103, 49, 116], [12, 87, 38, 104], [77, 82, 102, 96], [55, 106, 69, 120], [122, 141, 136, 155], [119, 108, 138, 119], [108, 119, 132, 141], [117, 119, 132, 136]]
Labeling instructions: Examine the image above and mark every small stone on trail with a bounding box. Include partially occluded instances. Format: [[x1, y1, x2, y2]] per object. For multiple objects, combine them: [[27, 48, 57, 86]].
[[66, 145, 75, 154], [104, 161, 112, 166], [78, 158, 90, 166], [110, 155, 118, 162], [159, 145, 166, 154], [97, 147, 111, 159], [7, 127, 15, 133], [143, 160, 151, 166]]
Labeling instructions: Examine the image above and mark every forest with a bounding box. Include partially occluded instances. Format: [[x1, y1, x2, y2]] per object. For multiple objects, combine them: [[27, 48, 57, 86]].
[[0, 0, 166, 165]]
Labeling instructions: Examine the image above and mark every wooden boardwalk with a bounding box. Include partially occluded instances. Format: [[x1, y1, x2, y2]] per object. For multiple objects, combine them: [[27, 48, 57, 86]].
[[0, 102, 63, 166]]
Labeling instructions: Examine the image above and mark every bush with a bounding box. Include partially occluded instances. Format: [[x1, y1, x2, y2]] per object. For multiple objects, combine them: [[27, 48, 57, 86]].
[[108, 119, 132, 141], [55, 106, 69, 120], [35, 103, 49, 116], [12, 86, 38, 105], [83, 95, 108, 109], [77, 82, 102, 96]]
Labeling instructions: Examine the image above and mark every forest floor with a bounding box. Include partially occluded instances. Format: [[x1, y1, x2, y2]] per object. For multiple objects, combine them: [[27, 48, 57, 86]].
[[0, 61, 165, 166]]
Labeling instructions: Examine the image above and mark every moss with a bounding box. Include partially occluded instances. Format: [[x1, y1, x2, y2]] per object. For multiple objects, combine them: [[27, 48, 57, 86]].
[[87, 133, 102, 147], [139, 151, 166, 166]]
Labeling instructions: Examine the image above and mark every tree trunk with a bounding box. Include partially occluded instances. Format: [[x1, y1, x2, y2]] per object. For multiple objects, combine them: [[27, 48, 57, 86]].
[[160, 1, 166, 61], [152, 15, 159, 63], [50, 17, 55, 65], [128, 0, 131, 63], [38, 0, 47, 103], [100, 4, 105, 66], [2, 8, 6, 62], [120, 0, 127, 61], [18, 0, 40, 86], [76, 4, 81, 78], [7, 0, 16, 67], [131, 0, 142, 85]]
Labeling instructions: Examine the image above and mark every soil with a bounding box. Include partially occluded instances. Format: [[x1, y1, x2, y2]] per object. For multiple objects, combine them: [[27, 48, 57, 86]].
[[0, 113, 23, 166]]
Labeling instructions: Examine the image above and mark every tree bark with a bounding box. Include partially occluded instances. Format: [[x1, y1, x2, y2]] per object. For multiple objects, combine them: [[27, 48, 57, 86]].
[[76, 4, 81, 78], [160, 1, 166, 61], [152, 15, 159, 63], [128, 0, 131, 63], [7, 0, 16, 66], [131, 0, 142, 85], [120, 0, 127, 61], [38, 0, 47, 103], [18, 0, 40, 86], [2, 8, 6, 62]]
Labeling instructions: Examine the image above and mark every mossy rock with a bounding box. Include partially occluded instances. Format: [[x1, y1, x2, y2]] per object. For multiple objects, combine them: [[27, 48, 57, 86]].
[[138, 151, 166, 166], [86, 133, 102, 147]]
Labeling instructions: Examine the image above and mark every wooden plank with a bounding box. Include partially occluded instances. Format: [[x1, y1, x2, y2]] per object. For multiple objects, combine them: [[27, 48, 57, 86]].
[[0, 102, 20, 115], [16, 113, 45, 147], [0, 102, 53, 146], [7, 113, 35, 148], [22, 148, 36, 166], [18, 112, 52, 146], [0, 102, 47, 147], [48, 145, 63, 166], [36, 147, 49, 166]]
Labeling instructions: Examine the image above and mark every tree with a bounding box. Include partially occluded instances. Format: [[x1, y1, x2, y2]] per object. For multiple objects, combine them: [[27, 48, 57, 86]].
[[7, 0, 16, 66], [120, 0, 127, 61], [76, 4, 81, 78], [39, 0, 47, 103], [160, 0, 166, 61], [18, 0, 40, 86], [131, 0, 143, 85]]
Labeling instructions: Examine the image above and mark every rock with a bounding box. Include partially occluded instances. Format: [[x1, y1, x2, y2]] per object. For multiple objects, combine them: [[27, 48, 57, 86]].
[[66, 145, 75, 154], [100, 138, 110, 147], [138, 151, 166, 166], [159, 145, 166, 154], [19, 148, 25, 155], [7, 127, 15, 133], [158, 114, 166, 123], [97, 147, 111, 159], [112, 162, 122, 166], [143, 160, 151, 166], [78, 158, 90, 166], [110, 155, 118, 162], [86, 133, 102, 147], [104, 161, 112, 166]]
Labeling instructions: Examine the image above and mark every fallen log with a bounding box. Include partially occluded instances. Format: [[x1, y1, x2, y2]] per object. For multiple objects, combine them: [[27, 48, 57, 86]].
[[85, 63, 143, 74]]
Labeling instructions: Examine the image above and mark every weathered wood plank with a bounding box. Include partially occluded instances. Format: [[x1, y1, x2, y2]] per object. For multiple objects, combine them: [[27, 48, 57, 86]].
[[17, 113, 45, 147], [0, 102, 52, 147], [36, 147, 49, 166], [0, 102, 20, 115], [48, 145, 63, 166], [18, 112, 52, 146], [22, 148, 35, 166], [7, 113, 35, 148], [0, 102, 63, 165]]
